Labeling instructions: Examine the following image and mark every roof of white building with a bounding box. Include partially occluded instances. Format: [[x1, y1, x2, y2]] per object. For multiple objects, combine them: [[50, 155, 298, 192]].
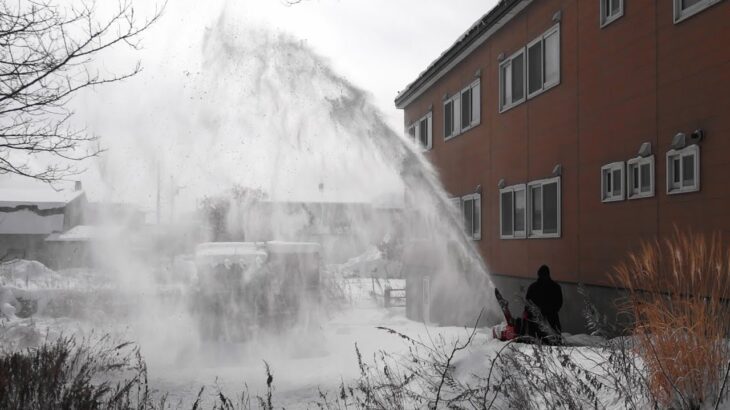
[[0, 188, 85, 235], [0, 188, 84, 209]]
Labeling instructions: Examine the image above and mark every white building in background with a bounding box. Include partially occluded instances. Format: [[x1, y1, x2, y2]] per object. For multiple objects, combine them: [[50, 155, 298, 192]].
[[0, 187, 87, 268]]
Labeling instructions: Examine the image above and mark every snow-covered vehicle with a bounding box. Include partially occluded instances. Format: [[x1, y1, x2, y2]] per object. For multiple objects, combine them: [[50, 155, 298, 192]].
[[190, 241, 321, 342]]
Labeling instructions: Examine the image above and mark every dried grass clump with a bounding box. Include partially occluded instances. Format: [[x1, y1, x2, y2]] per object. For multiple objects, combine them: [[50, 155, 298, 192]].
[[614, 229, 730, 409], [0, 335, 160, 410]]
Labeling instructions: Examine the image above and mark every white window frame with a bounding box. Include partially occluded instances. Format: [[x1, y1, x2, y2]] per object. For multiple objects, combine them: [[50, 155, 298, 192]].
[[601, 162, 625, 202], [408, 112, 433, 151], [406, 124, 416, 142], [499, 48, 526, 113], [461, 193, 482, 241], [500, 184, 527, 239], [674, 0, 724, 23], [527, 177, 561, 239], [459, 79, 481, 133], [600, 0, 624, 27], [443, 96, 460, 140], [526, 24, 561, 100], [626, 155, 655, 200], [666, 145, 700, 194], [444, 79, 480, 141]]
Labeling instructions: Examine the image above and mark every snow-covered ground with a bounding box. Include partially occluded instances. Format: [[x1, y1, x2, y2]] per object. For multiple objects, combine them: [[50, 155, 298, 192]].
[[129, 277, 495, 408], [0, 259, 622, 409]]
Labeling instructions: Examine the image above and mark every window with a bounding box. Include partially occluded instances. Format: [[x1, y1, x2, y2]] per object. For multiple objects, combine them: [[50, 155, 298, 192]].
[[408, 112, 432, 150], [601, 162, 625, 202], [667, 145, 700, 194], [444, 80, 480, 140], [500, 184, 526, 238], [444, 98, 458, 139], [461, 193, 481, 240], [527, 24, 560, 98], [528, 177, 560, 238], [499, 48, 525, 112], [674, 0, 723, 23], [600, 0, 624, 27], [418, 117, 429, 148], [627, 156, 655, 199], [460, 80, 480, 132]]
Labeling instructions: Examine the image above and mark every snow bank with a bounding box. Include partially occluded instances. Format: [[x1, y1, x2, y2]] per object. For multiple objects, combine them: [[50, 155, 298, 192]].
[[330, 245, 402, 278], [0, 259, 64, 289], [0, 260, 113, 321]]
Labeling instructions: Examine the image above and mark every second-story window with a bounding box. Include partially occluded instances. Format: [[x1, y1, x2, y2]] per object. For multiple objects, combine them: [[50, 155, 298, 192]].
[[419, 117, 428, 147], [407, 112, 432, 151], [527, 24, 560, 98], [460, 79, 481, 132], [444, 79, 480, 140], [444, 98, 458, 139], [600, 0, 624, 27], [499, 49, 525, 112]]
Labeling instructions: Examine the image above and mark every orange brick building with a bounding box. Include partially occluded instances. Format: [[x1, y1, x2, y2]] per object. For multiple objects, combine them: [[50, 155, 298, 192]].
[[395, 0, 730, 331]]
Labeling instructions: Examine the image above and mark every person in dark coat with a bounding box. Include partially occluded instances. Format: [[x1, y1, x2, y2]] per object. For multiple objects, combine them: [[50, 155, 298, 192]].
[[525, 265, 563, 341]]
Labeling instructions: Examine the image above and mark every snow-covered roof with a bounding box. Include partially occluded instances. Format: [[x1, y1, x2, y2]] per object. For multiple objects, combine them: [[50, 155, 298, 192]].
[[0, 188, 84, 209], [266, 241, 321, 254], [45, 225, 97, 242], [0, 188, 85, 235], [395, 0, 527, 109], [195, 242, 267, 258]]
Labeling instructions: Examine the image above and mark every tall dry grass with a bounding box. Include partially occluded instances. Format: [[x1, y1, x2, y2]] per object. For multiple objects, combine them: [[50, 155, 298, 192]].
[[614, 229, 730, 409]]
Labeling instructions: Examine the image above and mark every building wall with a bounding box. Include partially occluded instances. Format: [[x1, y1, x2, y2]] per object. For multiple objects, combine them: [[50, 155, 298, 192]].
[[401, 0, 730, 329], [0, 235, 48, 262]]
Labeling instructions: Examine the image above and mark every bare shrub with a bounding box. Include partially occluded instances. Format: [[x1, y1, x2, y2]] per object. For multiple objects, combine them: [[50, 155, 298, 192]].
[[0, 335, 160, 409], [614, 229, 730, 409]]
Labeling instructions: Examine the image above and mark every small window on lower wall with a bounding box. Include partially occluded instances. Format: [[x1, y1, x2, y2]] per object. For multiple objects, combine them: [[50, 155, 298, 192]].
[[627, 156, 655, 199], [461, 193, 481, 240], [500, 184, 526, 239], [667, 145, 700, 194], [674, 0, 723, 23], [600, 0, 624, 27], [601, 162, 625, 202], [528, 177, 560, 238]]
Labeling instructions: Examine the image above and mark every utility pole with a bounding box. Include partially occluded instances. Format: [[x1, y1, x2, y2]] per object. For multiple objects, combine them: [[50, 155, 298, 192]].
[[156, 161, 161, 225]]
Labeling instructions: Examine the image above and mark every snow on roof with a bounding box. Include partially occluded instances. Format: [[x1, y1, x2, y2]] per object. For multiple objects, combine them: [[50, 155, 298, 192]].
[[0, 188, 85, 235], [195, 242, 267, 258], [0, 188, 84, 209], [266, 241, 321, 254], [395, 0, 524, 108], [45, 225, 97, 242]]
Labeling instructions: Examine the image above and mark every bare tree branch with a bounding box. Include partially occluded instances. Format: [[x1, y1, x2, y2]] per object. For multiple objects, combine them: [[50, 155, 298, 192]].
[[0, 0, 166, 183]]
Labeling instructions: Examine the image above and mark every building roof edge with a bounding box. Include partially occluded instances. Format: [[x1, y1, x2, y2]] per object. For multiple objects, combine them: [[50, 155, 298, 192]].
[[394, 0, 528, 110]]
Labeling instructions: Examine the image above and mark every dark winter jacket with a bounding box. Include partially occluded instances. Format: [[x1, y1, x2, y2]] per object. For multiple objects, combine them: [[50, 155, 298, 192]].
[[525, 276, 563, 333]]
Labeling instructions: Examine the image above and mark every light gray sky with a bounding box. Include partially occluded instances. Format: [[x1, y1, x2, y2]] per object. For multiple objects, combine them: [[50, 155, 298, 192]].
[[146, 0, 497, 130], [2, 0, 499, 210]]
